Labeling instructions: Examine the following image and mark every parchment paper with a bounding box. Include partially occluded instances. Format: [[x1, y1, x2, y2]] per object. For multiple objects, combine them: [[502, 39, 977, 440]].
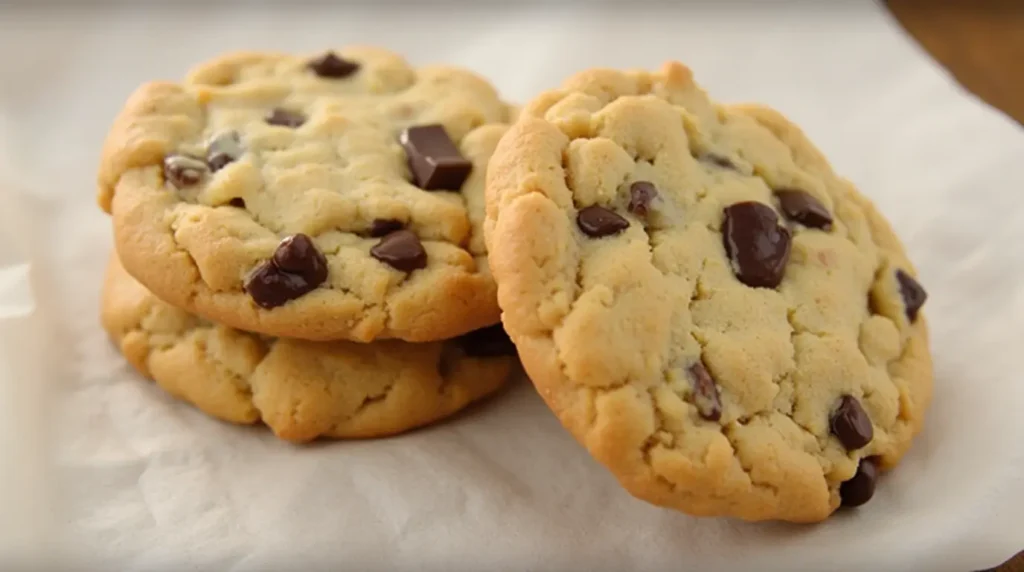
[[1, 2, 1022, 570]]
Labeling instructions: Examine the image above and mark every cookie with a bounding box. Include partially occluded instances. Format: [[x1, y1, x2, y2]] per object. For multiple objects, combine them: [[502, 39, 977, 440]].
[[484, 62, 933, 522], [98, 47, 515, 342], [100, 254, 517, 443]]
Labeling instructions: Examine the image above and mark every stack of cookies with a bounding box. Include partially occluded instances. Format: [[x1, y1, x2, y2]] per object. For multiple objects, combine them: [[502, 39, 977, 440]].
[[97, 47, 933, 523]]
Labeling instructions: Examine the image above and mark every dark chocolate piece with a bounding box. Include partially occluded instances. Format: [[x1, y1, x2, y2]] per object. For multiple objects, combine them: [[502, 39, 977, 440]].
[[577, 205, 629, 238], [895, 269, 927, 322], [722, 201, 791, 288], [244, 234, 328, 309], [206, 131, 243, 172], [370, 230, 427, 272], [840, 457, 880, 508], [368, 219, 404, 238], [830, 395, 874, 451], [308, 51, 360, 79], [776, 189, 833, 230], [163, 155, 207, 188], [399, 124, 472, 191], [627, 181, 659, 218], [265, 108, 306, 128]]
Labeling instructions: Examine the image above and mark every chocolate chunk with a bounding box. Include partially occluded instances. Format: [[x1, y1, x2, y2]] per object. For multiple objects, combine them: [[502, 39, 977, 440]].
[[265, 108, 306, 128], [775, 189, 833, 230], [244, 234, 328, 309], [688, 362, 722, 421], [368, 218, 404, 238], [830, 395, 873, 451], [701, 153, 738, 171], [206, 131, 243, 172], [272, 234, 328, 284], [308, 51, 360, 78], [228, 198, 246, 209], [840, 457, 880, 508], [457, 324, 517, 357], [895, 269, 927, 322], [370, 230, 427, 272], [399, 124, 472, 190], [163, 155, 207, 188], [244, 262, 316, 310], [577, 205, 629, 238], [722, 202, 791, 288], [627, 181, 659, 218]]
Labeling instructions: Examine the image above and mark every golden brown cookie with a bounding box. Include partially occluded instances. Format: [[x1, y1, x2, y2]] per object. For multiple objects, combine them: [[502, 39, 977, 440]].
[[98, 47, 514, 342], [484, 62, 932, 522], [100, 254, 517, 443]]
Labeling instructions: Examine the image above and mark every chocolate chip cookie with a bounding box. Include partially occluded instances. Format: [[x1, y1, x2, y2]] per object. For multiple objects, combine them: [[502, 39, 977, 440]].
[[100, 254, 517, 443], [98, 47, 515, 342], [484, 62, 933, 522]]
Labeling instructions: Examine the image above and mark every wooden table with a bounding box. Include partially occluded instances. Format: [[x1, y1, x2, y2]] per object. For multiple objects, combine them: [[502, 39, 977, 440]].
[[885, 2, 1023, 570]]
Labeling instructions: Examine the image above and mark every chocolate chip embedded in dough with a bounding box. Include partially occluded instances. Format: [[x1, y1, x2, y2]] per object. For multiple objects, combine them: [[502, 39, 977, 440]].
[[368, 219, 404, 238], [840, 457, 880, 508], [272, 234, 328, 285], [243, 234, 328, 309], [627, 181, 659, 218], [163, 155, 208, 188], [265, 108, 306, 128], [245, 262, 313, 309], [775, 189, 833, 230], [688, 362, 722, 421], [399, 124, 472, 191], [577, 205, 629, 238], [830, 395, 874, 451], [206, 131, 243, 172], [895, 269, 927, 322], [308, 51, 360, 79], [722, 201, 792, 289], [370, 230, 427, 272]]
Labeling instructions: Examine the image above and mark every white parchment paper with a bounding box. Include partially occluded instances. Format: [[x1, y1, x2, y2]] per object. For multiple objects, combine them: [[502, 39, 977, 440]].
[[0, 2, 1022, 570]]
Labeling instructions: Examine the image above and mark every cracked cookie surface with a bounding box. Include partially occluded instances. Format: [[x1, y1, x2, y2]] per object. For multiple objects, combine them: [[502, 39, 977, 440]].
[[100, 254, 516, 443], [484, 62, 933, 522], [98, 47, 514, 342]]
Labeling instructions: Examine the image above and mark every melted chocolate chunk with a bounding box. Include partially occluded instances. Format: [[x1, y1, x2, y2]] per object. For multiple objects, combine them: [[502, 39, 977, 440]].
[[265, 108, 306, 128], [308, 51, 360, 78], [577, 205, 629, 238], [272, 234, 328, 283], [722, 202, 791, 289], [244, 234, 328, 309], [775, 189, 833, 230], [457, 324, 517, 357], [840, 457, 880, 508], [244, 263, 312, 309], [163, 155, 207, 188], [627, 181, 659, 218], [688, 362, 722, 421], [370, 230, 427, 272], [895, 269, 927, 322], [228, 198, 246, 209], [399, 124, 472, 191], [830, 395, 874, 451], [368, 219, 404, 238], [206, 131, 243, 172]]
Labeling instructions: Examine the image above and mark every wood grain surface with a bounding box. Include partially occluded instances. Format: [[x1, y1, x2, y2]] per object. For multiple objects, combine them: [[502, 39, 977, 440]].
[[885, 2, 1023, 570]]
